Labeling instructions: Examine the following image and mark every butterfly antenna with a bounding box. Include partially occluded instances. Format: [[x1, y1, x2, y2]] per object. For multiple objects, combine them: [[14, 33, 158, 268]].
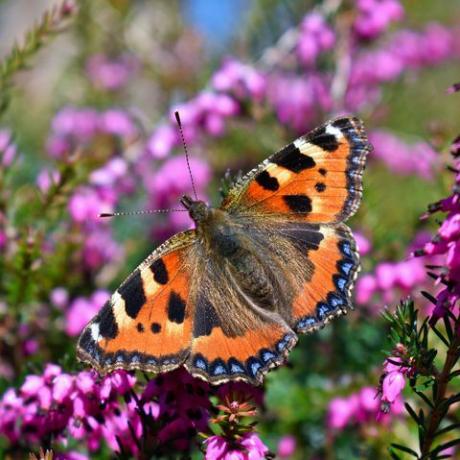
[[100, 208, 187, 218], [174, 111, 198, 200]]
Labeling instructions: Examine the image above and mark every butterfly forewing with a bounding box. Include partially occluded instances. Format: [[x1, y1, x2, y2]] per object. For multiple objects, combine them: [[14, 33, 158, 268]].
[[77, 231, 198, 374], [222, 117, 370, 224]]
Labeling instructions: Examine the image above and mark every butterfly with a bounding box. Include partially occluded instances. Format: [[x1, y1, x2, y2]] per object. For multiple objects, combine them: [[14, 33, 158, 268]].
[[77, 116, 370, 385]]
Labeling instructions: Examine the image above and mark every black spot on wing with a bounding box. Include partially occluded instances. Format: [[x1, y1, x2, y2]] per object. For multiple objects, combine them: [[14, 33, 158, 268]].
[[283, 195, 312, 213], [193, 295, 220, 337], [119, 270, 146, 319], [308, 126, 339, 152], [137, 323, 144, 333], [167, 291, 186, 324], [255, 170, 279, 191], [98, 301, 119, 339], [282, 226, 324, 255], [151, 322, 161, 333], [319, 168, 327, 176], [332, 118, 352, 129], [271, 143, 316, 173], [315, 182, 326, 192], [150, 258, 168, 285]]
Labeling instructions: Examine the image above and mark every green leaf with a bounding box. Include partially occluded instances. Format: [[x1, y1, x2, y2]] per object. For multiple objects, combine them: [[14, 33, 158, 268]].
[[430, 325, 449, 347], [434, 423, 460, 438], [390, 443, 418, 457], [413, 389, 434, 408], [430, 438, 460, 456], [404, 402, 421, 425]]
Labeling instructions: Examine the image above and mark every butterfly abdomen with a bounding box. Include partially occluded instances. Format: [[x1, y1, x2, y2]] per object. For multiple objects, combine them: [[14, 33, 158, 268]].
[[202, 210, 278, 311]]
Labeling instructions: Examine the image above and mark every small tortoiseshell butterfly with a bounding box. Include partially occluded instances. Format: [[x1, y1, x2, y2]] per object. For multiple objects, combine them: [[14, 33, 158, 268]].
[[77, 116, 370, 385]]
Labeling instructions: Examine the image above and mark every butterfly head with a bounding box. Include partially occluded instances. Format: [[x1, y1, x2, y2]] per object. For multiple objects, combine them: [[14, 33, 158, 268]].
[[180, 195, 210, 224]]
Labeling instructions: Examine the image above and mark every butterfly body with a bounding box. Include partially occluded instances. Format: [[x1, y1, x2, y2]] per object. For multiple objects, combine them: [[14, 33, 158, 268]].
[[77, 117, 371, 385]]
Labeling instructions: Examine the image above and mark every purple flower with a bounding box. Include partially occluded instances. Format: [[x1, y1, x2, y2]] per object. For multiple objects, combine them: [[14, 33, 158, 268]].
[[212, 59, 267, 101], [297, 13, 335, 66], [205, 433, 269, 460], [0, 129, 17, 167], [86, 53, 138, 91], [327, 395, 358, 429], [267, 74, 332, 133], [355, 232, 371, 256], [68, 187, 114, 223], [65, 290, 110, 336], [382, 371, 406, 404], [369, 130, 439, 180], [36, 168, 61, 194], [146, 155, 211, 211], [353, 0, 404, 40], [356, 274, 377, 304], [99, 109, 137, 138], [277, 435, 296, 458], [147, 124, 178, 159]]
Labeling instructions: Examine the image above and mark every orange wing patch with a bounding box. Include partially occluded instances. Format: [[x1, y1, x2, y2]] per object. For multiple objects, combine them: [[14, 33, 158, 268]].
[[226, 117, 370, 224], [77, 242, 195, 374], [292, 224, 360, 333]]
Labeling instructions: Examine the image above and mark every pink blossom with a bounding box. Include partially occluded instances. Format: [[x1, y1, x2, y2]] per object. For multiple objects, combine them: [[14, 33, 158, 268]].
[[65, 290, 110, 336], [297, 13, 335, 66], [382, 371, 406, 403], [354, 0, 404, 40], [205, 433, 269, 460], [277, 435, 296, 458], [86, 53, 137, 91]]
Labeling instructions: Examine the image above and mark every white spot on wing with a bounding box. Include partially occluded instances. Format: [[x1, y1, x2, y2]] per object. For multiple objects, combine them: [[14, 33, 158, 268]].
[[90, 323, 100, 342], [112, 291, 133, 327], [325, 124, 343, 138]]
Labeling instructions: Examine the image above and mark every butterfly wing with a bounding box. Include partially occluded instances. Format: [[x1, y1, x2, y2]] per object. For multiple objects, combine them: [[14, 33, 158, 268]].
[[77, 230, 198, 374], [184, 251, 297, 386], [222, 117, 370, 224], [182, 218, 359, 385], [276, 221, 360, 332]]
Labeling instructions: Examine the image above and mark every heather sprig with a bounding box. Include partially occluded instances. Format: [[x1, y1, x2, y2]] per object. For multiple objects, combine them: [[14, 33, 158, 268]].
[[0, 1, 77, 116]]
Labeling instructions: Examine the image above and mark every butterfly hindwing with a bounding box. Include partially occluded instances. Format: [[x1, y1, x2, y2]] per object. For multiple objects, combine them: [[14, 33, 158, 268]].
[[283, 223, 360, 332], [222, 117, 370, 224], [77, 231, 197, 374], [184, 251, 297, 385]]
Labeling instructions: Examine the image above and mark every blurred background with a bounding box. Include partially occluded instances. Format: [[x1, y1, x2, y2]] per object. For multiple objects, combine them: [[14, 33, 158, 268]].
[[1, 0, 460, 458]]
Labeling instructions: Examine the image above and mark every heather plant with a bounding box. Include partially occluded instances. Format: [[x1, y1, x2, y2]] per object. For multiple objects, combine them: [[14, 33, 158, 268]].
[[0, 0, 459, 459]]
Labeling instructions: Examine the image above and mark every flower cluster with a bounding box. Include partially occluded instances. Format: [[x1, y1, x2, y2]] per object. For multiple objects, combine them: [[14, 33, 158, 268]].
[[47, 107, 138, 158], [0, 366, 213, 458], [370, 130, 439, 179], [327, 385, 403, 431], [353, 0, 404, 40], [296, 12, 335, 67], [86, 54, 138, 91], [356, 255, 427, 307], [417, 150, 460, 326]]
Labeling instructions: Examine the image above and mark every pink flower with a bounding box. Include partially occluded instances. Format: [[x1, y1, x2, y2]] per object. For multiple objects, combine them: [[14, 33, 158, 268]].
[[147, 124, 178, 159], [212, 59, 267, 101], [327, 396, 358, 429], [65, 290, 110, 336], [354, 0, 404, 40], [382, 371, 406, 403], [355, 232, 371, 256], [205, 433, 269, 460], [86, 53, 137, 91], [297, 13, 335, 66], [356, 274, 377, 304], [277, 435, 296, 458]]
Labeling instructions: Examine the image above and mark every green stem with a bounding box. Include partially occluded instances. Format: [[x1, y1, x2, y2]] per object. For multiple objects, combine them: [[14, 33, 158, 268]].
[[420, 325, 460, 459]]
